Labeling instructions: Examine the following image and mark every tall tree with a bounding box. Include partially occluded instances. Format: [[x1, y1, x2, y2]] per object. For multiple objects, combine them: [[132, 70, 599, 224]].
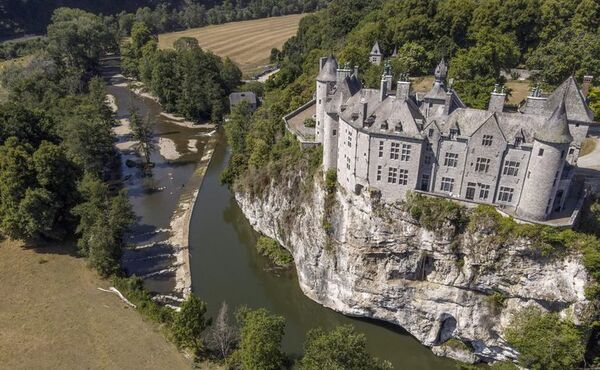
[[235, 307, 286, 370], [172, 294, 212, 353]]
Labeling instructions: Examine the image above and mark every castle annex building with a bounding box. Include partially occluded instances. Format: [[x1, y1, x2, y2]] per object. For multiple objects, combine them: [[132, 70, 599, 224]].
[[284, 55, 596, 223]]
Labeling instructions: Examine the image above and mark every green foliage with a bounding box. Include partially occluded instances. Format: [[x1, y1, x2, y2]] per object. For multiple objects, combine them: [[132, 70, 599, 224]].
[[172, 294, 212, 353], [488, 362, 519, 370], [255, 236, 293, 268], [589, 87, 600, 120], [235, 307, 286, 370], [303, 117, 316, 127], [405, 192, 467, 233], [325, 170, 337, 194], [47, 8, 115, 76], [72, 174, 134, 276], [505, 307, 585, 370], [298, 325, 392, 370], [486, 291, 506, 314]]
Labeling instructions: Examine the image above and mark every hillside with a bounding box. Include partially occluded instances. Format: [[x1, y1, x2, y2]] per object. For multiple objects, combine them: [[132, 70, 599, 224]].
[[158, 14, 306, 76], [0, 240, 191, 369]]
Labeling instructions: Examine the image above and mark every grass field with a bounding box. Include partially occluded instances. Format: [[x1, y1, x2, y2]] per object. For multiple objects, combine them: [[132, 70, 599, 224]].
[[0, 240, 191, 370], [158, 14, 306, 77]]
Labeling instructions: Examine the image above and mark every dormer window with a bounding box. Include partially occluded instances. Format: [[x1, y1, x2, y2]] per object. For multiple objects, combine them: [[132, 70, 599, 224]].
[[351, 112, 359, 120], [428, 129, 434, 137], [515, 137, 522, 147], [380, 120, 388, 130], [449, 128, 459, 140], [394, 123, 403, 132]]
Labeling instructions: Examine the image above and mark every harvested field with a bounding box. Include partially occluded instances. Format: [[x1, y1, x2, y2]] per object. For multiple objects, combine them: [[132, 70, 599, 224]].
[[158, 14, 306, 76], [0, 240, 190, 370]]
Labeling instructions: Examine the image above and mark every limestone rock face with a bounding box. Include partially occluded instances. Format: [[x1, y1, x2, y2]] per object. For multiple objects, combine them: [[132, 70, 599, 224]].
[[235, 179, 590, 363]]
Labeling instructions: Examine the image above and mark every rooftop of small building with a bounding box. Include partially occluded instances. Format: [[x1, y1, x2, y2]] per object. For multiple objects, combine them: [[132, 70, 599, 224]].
[[229, 91, 257, 106]]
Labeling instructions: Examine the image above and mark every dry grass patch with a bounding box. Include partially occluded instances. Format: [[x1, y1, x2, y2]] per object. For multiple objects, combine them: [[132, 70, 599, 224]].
[[0, 240, 191, 370], [506, 80, 531, 104], [580, 138, 597, 157], [411, 76, 435, 93], [158, 14, 306, 76]]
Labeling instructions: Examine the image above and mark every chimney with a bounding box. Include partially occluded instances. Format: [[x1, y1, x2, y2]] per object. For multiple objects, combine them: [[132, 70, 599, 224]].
[[488, 84, 506, 113], [525, 85, 547, 115], [353, 65, 359, 76], [361, 97, 368, 124], [380, 75, 388, 102], [583, 75, 593, 99], [396, 73, 411, 100], [336, 62, 352, 84], [443, 90, 453, 116]]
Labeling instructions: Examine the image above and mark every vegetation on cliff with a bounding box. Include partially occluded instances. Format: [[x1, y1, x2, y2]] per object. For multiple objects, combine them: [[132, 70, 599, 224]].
[[255, 236, 293, 268]]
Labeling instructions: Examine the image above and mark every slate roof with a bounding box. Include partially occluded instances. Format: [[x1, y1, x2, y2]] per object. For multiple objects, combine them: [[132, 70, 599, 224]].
[[317, 55, 338, 82], [543, 76, 594, 123], [535, 99, 573, 144], [370, 41, 382, 56], [339, 89, 424, 139], [229, 92, 257, 106], [325, 74, 362, 113], [424, 81, 447, 101], [440, 108, 548, 143]]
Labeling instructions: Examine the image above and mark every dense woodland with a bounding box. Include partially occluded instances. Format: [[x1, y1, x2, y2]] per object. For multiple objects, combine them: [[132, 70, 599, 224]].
[[0, 0, 328, 39]]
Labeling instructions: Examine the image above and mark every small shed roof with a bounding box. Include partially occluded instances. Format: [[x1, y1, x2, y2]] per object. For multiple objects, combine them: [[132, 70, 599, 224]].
[[229, 92, 257, 106]]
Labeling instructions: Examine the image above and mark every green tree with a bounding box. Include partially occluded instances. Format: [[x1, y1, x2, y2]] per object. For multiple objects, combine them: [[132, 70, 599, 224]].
[[298, 325, 392, 370], [505, 307, 585, 370], [172, 294, 212, 353], [224, 101, 253, 154], [589, 87, 600, 120], [47, 8, 114, 74], [220, 57, 242, 93], [235, 307, 286, 370], [129, 108, 156, 169], [73, 174, 133, 276], [390, 42, 430, 77]]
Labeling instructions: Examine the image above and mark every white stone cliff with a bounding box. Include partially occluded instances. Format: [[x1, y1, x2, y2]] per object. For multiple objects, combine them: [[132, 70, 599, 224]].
[[235, 176, 591, 363]]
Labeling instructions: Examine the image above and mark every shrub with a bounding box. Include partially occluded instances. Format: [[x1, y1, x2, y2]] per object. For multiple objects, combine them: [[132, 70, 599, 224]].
[[255, 236, 293, 268], [235, 307, 286, 370], [505, 307, 585, 370], [405, 192, 467, 233], [303, 117, 316, 127], [486, 291, 506, 314]]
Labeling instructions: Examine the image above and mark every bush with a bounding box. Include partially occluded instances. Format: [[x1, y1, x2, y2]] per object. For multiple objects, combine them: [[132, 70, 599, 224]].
[[172, 294, 212, 354], [255, 236, 293, 268], [235, 307, 286, 370], [405, 192, 467, 233], [303, 117, 316, 127], [505, 307, 585, 370]]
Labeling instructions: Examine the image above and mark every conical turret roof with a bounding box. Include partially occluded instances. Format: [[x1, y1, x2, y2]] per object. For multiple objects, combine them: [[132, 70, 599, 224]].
[[535, 98, 573, 144], [370, 41, 382, 56], [317, 55, 338, 82]]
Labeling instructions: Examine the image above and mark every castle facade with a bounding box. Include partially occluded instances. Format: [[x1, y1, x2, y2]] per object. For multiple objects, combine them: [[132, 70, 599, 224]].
[[286, 54, 595, 222]]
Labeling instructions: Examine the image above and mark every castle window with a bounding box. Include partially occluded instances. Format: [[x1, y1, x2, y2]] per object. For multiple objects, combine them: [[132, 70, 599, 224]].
[[426, 142, 433, 152], [424, 155, 432, 165], [449, 128, 458, 140], [498, 187, 514, 203], [502, 160, 520, 176], [479, 184, 490, 200], [376, 165, 382, 181], [378, 141, 384, 157], [538, 148, 544, 156], [347, 131, 352, 147], [428, 129, 434, 137], [346, 156, 351, 170], [332, 129, 337, 136], [561, 150, 565, 159], [482, 135, 493, 146], [440, 177, 454, 193], [420, 174, 430, 191], [398, 169, 408, 185], [569, 148, 575, 155], [401, 144, 411, 161], [475, 158, 490, 173], [387, 167, 398, 183], [515, 137, 522, 146], [552, 171, 559, 186], [390, 142, 400, 160], [444, 152, 459, 167], [466, 182, 476, 200]]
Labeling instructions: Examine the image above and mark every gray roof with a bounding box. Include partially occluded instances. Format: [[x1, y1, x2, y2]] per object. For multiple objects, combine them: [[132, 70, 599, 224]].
[[440, 108, 548, 143], [544, 76, 594, 123], [370, 41, 382, 56], [424, 81, 447, 101], [229, 91, 257, 106], [339, 89, 424, 139], [326, 75, 362, 113], [535, 99, 573, 144], [317, 55, 338, 82]]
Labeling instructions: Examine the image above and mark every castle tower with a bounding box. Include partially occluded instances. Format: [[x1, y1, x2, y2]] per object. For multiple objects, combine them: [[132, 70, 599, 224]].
[[369, 41, 383, 65], [322, 110, 339, 171], [316, 56, 337, 144], [516, 99, 572, 221]]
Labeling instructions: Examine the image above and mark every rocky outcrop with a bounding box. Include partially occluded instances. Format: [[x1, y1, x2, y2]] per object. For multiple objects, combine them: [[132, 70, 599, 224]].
[[235, 177, 591, 363]]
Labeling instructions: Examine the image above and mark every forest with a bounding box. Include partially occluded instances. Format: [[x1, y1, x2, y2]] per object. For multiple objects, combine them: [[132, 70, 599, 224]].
[[0, 0, 328, 39]]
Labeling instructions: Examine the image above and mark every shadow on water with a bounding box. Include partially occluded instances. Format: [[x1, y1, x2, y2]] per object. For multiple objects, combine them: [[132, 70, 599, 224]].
[[189, 136, 457, 369]]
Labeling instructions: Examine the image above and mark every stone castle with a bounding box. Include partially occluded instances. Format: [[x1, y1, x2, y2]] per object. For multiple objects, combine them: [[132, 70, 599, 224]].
[[284, 51, 595, 223]]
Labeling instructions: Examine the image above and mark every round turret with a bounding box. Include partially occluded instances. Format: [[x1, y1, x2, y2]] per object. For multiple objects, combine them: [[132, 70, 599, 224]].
[[322, 112, 339, 171], [517, 101, 571, 220], [316, 56, 338, 143]]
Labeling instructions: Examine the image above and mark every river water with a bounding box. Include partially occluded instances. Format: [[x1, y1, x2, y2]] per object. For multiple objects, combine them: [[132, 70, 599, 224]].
[[103, 56, 456, 369], [189, 138, 456, 369]]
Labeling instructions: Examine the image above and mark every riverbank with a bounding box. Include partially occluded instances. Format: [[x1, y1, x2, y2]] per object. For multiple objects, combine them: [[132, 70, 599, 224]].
[[107, 89, 217, 299]]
